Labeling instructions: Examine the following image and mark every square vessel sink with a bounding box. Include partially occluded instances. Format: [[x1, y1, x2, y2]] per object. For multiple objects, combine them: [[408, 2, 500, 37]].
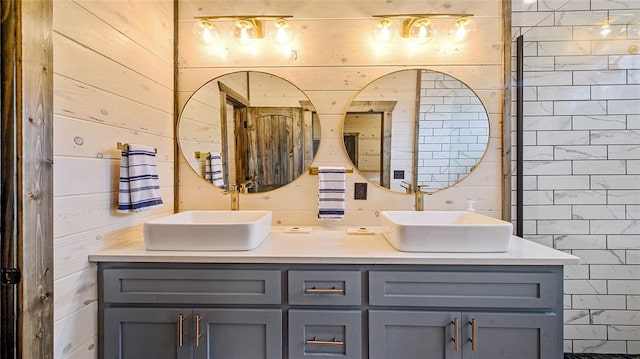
[[144, 210, 272, 251], [380, 211, 513, 253]]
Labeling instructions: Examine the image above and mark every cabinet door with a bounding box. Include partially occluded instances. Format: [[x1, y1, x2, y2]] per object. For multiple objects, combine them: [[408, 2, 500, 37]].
[[192, 308, 282, 359], [103, 307, 191, 359], [369, 311, 462, 359], [461, 312, 558, 359]]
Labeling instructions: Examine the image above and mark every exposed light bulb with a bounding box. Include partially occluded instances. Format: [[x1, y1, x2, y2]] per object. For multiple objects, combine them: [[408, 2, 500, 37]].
[[409, 18, 435, 45], [372, 18, 397, 44], [447, 17, 476, 44], [233, 19, 259, 45], [192, 20, 220, 45], [270, 18, 295, 45]]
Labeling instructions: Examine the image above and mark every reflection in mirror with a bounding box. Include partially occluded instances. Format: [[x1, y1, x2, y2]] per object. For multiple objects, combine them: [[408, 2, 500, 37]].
[[344, 69, 489, 193], [179, 72, 319, 193]]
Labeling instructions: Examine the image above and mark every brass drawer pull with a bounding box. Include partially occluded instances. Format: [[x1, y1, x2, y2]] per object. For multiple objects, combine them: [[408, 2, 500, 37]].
[[304, 286, 344, 294], [452, 318, 460, 352], [178, 314, 184, 347], [469, 319, 478, 351], [305, 337, 345, 346], [194, 314, 202, 347]]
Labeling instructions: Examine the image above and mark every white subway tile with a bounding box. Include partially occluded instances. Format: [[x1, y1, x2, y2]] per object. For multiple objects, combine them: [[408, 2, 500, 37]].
[[593, 40, 640, 55], [523, 116, 572, 130], [511, 2, 537, 12], [519, 26, 574, 41], [538, 175, 590, 189], [565, 294, 573, 309], [555, 56, 609, 71], [572, 205, 626, 220], [538, 85, 590, 100], [564, 264, 591, 279], [629, 341, 640, 354], [523, 190, 554, 205], [554, 100, 608, 115], [565, 309, 591, 324], [609, 55, 640, 70], [627, 250, 640, 264], [524, 101, 554, 116], [572, 295, 627, 309], [592, 310, 640, 325], [524, 234, 554, 247], [611, 10, 640, 24], [630, 70, 640, 85], [608, 190, 640, 205], [629, 25, 640, 40], [572, 340, 627, 353], [628, 206, 640, 220], [592, 85, 640, 100], [524, 205, 572, 219], [523, 56, 556, 71], [591, 0, 640, 10], [608, 235, 640, 249], [523, 220, 538, 235], [608, 144, 640, 160], [608, 326, 640, 340], [564, 279, 608, 294], [609, 100, 640, 115], [554, 190, 607, 204], [628, 160, 640, 174], [572, 250, 626, 264], [590, 265, 640, 279], [555, 11, 608, 26], [629, 115, 640, 130], [592, 130, 640, 144], [554, 146, 607, 160], [538, 41, 591, 56], [539, 0, 590, 11], [524, 146, 554, 160], [564, 339, 573, 352], [592, 175, 640, 190], [573, 25, 629, 41], [564, 324, 608, 339], [574, 160, 626, 175], [555, 234, 607, 249], [524, 160, 572, 175], [572, 115, 626, 130], [538, 219, 590, 234], [630, 296, 640, 310], [512, 11, 555, 27], [523, 71, 573, 86], [573, 70, 628, 85], [608, 280, 640, 295], [591, 220, 640, 235]]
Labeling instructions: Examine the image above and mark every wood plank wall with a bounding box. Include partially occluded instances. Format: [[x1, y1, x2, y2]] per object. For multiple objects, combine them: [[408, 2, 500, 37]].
[[52, 1, 174, 357], [177, 0, 506, 224]]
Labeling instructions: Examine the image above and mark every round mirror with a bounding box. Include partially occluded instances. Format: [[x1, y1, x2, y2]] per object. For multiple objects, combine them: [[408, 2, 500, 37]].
[[343, 69, 489, 193], [179, 71, 320, 193]]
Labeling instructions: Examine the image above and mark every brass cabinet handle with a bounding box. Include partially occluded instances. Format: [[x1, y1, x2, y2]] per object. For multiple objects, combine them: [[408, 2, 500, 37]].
[[304, 286, 345, 294], [305, 337, 345, 346], [178, 314, 184, 347], [469, 319, 478, 351], [194, 314, 202, 347], [452, 318, 460, 352]]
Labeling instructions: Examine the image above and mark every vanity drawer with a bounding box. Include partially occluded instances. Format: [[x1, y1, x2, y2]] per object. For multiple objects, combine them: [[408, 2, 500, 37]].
[[288, 270, 361, 306], [288, 309, 362, 359], [102, 268, 281, 304], [369, 270, 556, 309]]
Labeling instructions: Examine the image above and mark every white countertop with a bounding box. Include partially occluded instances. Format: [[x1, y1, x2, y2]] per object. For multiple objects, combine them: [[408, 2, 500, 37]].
[[89, 226, 580, 265]]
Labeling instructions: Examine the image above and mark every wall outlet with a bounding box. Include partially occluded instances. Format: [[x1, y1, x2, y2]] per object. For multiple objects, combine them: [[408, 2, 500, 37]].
[[393, 170, 405, 179], [354, 183, 367, 200]]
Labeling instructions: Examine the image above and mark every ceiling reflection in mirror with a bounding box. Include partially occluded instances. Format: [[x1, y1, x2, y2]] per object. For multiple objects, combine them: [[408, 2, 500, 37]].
[[179, 71, 319, 193], [344, 69, 489, 194]]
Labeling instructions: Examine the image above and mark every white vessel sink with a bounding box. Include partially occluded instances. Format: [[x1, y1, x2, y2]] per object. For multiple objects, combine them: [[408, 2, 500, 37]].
[[380, 211, 513, 252], [143, 210, 272, 251]]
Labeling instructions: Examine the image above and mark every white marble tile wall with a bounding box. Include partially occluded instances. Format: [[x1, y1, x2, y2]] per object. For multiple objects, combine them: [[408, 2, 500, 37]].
[[513, 0, 640, 354]]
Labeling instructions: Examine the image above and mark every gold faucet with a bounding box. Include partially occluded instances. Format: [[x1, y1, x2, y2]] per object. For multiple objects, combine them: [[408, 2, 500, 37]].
[[224, 185, 240, 211], [414, 185, 430, 211]]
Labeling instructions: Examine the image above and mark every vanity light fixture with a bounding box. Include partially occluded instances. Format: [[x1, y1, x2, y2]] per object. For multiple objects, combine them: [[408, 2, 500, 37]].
[[371, 13, 475, 45], [193, 15, 294, 46]]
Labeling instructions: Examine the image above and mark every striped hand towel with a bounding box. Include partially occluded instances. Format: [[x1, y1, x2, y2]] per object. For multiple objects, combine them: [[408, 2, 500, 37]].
[[206, 152, 225, 188], [117, 144, 163, 213], [317, 166, 346, 221]]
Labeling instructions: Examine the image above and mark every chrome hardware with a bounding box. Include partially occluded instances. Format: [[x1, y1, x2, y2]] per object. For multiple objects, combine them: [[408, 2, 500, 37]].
[[469, 319, 477, 351], [195, 314, 202, 347], [178, 314, 184, 347], [305, 337, 345, 346], [452, 318, 460, 352], [304, 286, 345, 294]]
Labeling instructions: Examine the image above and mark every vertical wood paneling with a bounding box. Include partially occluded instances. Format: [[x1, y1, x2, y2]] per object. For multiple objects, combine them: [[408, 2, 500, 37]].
[[52, 0, 174, 357], [20, 0, 54, 358]]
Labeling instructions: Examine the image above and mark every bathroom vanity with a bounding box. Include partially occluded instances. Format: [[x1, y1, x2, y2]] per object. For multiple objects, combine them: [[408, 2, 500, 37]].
[[91, 227, 579, 359]]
